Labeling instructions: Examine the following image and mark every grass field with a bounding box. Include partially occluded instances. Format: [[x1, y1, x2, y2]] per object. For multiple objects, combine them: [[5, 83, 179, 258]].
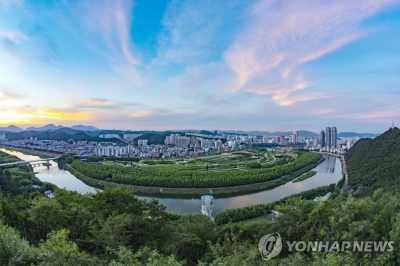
[[105, 148, 282, 172], [234, 216, 273, 225], [0, 146, 60, 159]]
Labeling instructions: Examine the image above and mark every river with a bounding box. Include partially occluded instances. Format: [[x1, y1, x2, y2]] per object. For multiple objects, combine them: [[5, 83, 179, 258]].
[[0, 148, 342, 214]]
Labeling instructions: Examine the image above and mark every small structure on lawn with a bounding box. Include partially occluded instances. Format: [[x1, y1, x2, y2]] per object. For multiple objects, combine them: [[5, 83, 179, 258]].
[[314, 192, 331, 204], [266, 210, 280, 220], [44, 190, 55, 199]]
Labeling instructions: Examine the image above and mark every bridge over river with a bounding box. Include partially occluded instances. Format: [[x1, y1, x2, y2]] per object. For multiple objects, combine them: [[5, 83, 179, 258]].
[[0, 148, 343, 214], [0, 157, 59, 167]]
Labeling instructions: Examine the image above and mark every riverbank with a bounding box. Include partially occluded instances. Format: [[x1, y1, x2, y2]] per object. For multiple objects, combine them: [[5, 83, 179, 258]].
[[0, 146, 61, 159], [214, 183, 337, 225], [66, 155, 325, 197], [1, 148, 342, 214]]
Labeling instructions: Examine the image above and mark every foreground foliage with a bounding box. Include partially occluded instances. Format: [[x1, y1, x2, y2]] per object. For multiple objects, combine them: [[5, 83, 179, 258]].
[[1, 128, 400, 265]]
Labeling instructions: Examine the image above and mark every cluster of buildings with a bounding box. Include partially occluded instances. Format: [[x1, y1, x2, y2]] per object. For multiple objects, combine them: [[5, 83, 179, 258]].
[[0, 139, 97, 155], [164, 134, 225, 148], [94, 133, 246, 158], [318, 127, 338, 149], [0, 127, 368, 158], [98, 133, 143, 141]]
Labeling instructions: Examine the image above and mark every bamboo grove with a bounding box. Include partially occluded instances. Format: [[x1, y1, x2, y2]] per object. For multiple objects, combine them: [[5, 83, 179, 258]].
[[69, 152, 322, 188]]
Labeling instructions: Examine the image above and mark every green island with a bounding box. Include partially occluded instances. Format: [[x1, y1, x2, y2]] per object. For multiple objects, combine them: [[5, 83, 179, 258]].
[[292, 170, 317, 183], [2, 128, 400, 265], [59, 149, 324, 195]]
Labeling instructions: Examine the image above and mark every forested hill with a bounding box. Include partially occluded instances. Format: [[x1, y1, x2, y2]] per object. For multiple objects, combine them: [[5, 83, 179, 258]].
[[346, 127, 400, 191]]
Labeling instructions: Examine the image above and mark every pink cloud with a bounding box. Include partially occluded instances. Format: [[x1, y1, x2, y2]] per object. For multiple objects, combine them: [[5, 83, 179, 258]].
[[224, 0, 397, 105]]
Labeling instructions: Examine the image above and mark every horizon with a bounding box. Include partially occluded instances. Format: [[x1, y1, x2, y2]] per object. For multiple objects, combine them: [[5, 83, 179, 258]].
[[1, 1, 400, 132], [0, 123, 386, 135]]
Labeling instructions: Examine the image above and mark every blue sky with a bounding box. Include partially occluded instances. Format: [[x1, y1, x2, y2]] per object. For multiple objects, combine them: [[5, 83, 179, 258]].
[[0, 0, 400, 133]]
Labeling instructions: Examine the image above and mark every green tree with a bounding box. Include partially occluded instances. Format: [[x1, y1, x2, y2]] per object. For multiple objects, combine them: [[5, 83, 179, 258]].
[[0, 222, 37, 265], [28, 197, 67, 241], [37, 229, 98, 266]]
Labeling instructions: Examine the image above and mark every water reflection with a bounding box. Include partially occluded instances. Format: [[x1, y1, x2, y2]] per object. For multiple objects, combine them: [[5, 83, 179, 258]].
[[138, 154, 342, 214], [324, 155, 336, 174], [0, 148, 97, 194], [1, 148, 341, 214]]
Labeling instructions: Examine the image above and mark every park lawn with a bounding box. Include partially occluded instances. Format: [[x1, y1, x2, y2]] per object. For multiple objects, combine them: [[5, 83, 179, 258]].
[[234, 216, 273, 225]]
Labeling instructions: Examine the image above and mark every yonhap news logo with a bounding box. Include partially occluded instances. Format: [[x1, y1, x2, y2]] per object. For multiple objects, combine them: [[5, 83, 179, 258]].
[[258, 232, 394, 260], [258, 232, 283, 260]]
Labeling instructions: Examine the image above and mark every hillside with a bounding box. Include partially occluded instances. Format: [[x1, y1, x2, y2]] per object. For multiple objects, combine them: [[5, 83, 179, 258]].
[[346, 127, 400, 190], [134, 132, 175, 145], [2, 130, 124, 144], [3, 130, 400, 265]]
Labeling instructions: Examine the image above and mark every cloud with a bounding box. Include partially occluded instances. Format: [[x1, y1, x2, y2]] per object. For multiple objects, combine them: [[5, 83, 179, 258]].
[[0, 108, 90, 125], [0, 30, 27, 44], [223, 0, 398, 104], [69, 0, 139, 65], [154, 0, 239, 65], [130, 110, 155, 118], [86, 98, 114, 106], [0, 88, 21, 100]]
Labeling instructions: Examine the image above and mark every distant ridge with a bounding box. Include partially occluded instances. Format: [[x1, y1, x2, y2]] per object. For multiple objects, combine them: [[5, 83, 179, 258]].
[[222, 130, 380, 138], [338, 132, 379, 138], [221, 130, 318, 137], [24, 124, 64, 131], [0, 124, 101, 132], [0, 124, 381, 138], [0, 125, 23, 133], [70, 125, 100, 131]]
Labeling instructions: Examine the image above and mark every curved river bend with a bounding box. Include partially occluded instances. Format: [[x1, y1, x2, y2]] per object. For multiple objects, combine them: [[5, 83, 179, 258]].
[[0, 148, 342, 214]]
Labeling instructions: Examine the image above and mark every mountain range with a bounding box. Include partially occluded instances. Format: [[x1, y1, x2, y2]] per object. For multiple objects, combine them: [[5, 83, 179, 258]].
[[0, 124, 101, 132], [0, 124, 380, 139], [222, 130, 379, 138]]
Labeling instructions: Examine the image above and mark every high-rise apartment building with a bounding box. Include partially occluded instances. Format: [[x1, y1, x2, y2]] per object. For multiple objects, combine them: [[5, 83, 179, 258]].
[[319, 130, 325, 147], [292, 131, 298, 143], [325, 127, 332, 148], [332, 127, 337, 148], [137, 139, 148, 146]]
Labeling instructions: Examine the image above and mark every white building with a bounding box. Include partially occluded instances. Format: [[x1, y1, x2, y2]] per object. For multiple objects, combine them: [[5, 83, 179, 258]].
[[137, 139, 148, 146], [123, 133, 142, 141], [99, 134, 122, 140]]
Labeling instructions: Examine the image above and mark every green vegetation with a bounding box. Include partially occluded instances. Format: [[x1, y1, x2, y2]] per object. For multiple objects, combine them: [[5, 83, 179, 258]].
[[134, 132, 175, 145], [337, 173, 346, 188], [246, 161, 261, 168], [292, 170, 317, 183], [68, 152, 322, 188], [2, 129, 400, 265], [0, 151, 20, 164], [214, 184, 335, 225], [266, 151, 274, 161], [346, 127, 400, 191], [79, 156, 140, 163], [3, 130, 124, 144]]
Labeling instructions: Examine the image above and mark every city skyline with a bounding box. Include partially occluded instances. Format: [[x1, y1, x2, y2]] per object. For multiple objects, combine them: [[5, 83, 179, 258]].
[[1, 0, 400, 133]]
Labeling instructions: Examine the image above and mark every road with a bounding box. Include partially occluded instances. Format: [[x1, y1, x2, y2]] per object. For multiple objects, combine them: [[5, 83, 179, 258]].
[[0, 158, 59, 167]]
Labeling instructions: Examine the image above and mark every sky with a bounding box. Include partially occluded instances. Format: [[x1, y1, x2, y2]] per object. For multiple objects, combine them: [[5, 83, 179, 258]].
[[1, 0, 400, 133]]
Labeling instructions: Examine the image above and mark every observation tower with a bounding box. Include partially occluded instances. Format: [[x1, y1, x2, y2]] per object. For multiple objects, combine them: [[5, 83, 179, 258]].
[[201, 195, 214, 220]]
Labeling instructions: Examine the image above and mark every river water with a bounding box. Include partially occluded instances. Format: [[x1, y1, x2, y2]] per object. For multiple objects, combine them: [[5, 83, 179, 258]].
[[0, 148, 342, 214]]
